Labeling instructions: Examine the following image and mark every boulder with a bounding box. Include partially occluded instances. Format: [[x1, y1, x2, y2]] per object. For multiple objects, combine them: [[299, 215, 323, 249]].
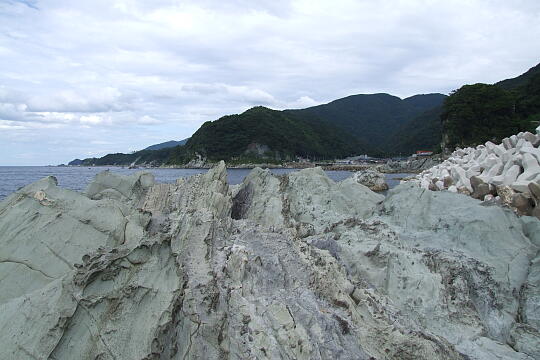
[[529, 182, 540, 204], [352, 169, 389, 191], [470, 176, 490, 199], [512, 193, 534, 215], [497, 185, 515, 207]]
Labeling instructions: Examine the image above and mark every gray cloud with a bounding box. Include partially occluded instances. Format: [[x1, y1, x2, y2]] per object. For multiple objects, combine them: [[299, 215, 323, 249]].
[[0, 0, 539, 165]]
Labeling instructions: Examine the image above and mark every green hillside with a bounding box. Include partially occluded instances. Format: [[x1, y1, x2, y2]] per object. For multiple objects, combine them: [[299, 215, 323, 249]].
[[442, 70, 540, 149], [288, 93, 446, 153], [79, 106, 366, 166], [496, 63, 540, 90], [389, 105, 444, 155], [171, 106, 365, 163]]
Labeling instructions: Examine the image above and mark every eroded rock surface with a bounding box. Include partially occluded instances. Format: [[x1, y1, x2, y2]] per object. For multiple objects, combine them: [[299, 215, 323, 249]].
[[0, 163, 538, 359], [352, 168, 389, 191]]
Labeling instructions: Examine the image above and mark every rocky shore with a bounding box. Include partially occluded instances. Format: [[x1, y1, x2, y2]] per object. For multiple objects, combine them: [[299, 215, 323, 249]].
[[415, 126, 540, 219], [380, 156, 441, 173], [0, 163, 539, 359]]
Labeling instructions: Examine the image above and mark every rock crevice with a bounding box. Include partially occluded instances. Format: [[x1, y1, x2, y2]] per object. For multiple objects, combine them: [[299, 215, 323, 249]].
[[0, 161, 538, 359]]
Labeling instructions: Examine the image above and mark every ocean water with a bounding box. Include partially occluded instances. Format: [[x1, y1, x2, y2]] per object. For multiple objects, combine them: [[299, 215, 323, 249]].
[[0, 166, 411, 201]]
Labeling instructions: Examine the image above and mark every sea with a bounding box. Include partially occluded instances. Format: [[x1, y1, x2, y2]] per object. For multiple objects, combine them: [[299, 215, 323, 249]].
[[0, 166, 411, 201]]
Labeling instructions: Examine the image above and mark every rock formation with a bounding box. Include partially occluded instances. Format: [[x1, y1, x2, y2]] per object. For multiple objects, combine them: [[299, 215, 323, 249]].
[[352, 168, 389, 191], [0, 163, 539, 359], [415, 126, 540, 218], [381, 157, 441, 173]]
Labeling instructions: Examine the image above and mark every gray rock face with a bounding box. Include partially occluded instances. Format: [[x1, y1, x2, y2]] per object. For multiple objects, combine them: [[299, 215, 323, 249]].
[[0, 163, 538, 359], [352, 168, 389, 191]]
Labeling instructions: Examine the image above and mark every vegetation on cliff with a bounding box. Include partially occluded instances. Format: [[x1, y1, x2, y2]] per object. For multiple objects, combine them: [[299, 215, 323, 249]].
[[442, 71, 540, 149], [180, 106, 365, 161], [288, 93, 446, 154]]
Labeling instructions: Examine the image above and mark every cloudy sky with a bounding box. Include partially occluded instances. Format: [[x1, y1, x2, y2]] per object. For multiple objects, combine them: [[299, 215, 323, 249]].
[[1, 0, 539, 165]]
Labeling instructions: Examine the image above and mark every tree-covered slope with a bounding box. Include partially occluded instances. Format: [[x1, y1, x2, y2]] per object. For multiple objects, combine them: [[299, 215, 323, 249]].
[[143, 138, 189, 151], [442, 71, 540, 150], [288, 93, 446, 153], [77, 106, 367, 166], [176, 106, 366, 162], [72, 93, 448, 165], [80, 147, 173, 166], [389, 105, 444, 155], [496, 62, 540, 90]]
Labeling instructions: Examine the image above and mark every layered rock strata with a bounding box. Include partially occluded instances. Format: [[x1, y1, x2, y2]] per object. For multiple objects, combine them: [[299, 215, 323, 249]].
[[416, 126, 540, 218], [0, 164, 538, 359]]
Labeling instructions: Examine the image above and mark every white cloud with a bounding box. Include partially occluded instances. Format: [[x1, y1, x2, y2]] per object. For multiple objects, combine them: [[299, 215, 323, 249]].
[[80, 114, 103, 125], [137, 115, 161, 124], [27, 87, 124, 112], [0, 0, 539, 165], [285, 96, 319, 109]]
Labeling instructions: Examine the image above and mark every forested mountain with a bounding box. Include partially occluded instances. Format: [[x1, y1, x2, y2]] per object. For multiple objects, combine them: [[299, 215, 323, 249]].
[[70, 61, 540, 166], [175, 106, 364, 162], [441, 66, 540, 150], [496, 63, 540, 90], [389, 105, 444, 155], [143, 138, 189, 151], [288, 93, 446, 153]]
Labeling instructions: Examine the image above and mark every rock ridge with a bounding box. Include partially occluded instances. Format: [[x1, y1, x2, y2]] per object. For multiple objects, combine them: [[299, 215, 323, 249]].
[[0, 162, 538, 359]]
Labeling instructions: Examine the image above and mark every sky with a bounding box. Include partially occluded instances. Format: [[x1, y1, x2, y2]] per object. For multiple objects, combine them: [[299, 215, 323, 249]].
[[0, 0, 539, 165]]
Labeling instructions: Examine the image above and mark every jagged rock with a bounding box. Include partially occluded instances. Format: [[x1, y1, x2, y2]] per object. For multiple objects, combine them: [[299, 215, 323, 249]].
[[184, 153, 208, 168], [352, 169, 389, 191], [530, 182, 540, 201], [443, 175, 453, 188], [497, 185, 515, 207], [0, 166, 539, 359], [512, 193, 534, 215], [471, 176, 490, 199]]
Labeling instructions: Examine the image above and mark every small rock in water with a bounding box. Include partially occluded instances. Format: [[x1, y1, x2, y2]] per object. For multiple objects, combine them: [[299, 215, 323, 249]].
[[352, 168, 389, 191]]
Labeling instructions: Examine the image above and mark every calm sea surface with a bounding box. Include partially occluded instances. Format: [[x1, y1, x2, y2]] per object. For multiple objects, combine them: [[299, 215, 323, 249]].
[[0, 166, 411, 201]]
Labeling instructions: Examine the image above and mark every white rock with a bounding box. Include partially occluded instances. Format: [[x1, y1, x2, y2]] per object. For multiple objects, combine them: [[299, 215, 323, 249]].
[[517, 153, 540, 182], [504, 165, 522, 186], [521, 146, 540, 164], [451, 166, 472, 192], [502, 138, 513, 150], [510, 135, 518, 146], [512, 181, 532, 194], [436, 180, 445, 190]]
